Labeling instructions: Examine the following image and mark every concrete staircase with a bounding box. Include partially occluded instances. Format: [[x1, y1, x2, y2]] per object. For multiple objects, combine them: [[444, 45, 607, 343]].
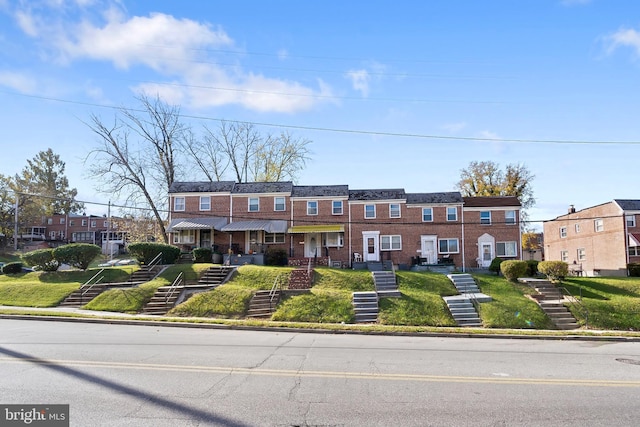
[[197, 266, 234, 287], [247, 290, 281, 319], [128, 265, 161, 284], [142, 284, 185, 315], [352, 291, 379, 323], [59, 284, 106, 307], [372, 271, 401, 298], [443, 297, 483, 327], [526, 279, 579, 330], [447, 273, 481, 294]]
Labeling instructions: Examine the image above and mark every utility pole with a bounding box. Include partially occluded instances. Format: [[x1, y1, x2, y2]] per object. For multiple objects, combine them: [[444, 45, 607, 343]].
[[107, 201, 112, 261], [13, 194, 18, 251]]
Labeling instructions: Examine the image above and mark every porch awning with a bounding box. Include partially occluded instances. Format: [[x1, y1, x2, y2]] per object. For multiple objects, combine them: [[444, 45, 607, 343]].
[[221, 220, 288, 233], [287, 225, 345, 233], [167, 217, 227, 232], [629, 233, 640, 247]]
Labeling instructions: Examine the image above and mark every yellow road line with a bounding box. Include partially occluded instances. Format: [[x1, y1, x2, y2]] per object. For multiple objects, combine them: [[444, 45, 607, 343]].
[[1, 357, 639, 387]]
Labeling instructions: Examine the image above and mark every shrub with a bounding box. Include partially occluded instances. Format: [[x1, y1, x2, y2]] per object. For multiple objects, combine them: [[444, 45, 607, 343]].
[[500, 260, 528, 282], [53, 243, 101, 270], [127, 242, 181, 264], [265, 248, 288, 266], [192, 247, 212, 263], [628, 263, 640, 277], [538, 261, 569, 282], [22, 248, 59, 272], [1, 262, 23, 274], [489, 257, 503, 275], [525, 260, 539, 277]]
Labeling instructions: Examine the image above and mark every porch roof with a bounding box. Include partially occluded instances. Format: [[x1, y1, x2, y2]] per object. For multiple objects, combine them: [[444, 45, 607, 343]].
[[287, 225, 345, 233], [221, 220, 288, 233], [167, 217, 227, 231], [629, 233, 640, 247]]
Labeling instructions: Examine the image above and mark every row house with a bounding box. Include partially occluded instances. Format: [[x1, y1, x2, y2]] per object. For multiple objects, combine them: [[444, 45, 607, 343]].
[[168, 181, 522, 270], [543, 200, 640, 276]]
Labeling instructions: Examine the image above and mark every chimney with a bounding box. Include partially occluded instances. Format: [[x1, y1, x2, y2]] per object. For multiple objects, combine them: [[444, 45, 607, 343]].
[[568, 205, 576, 214]]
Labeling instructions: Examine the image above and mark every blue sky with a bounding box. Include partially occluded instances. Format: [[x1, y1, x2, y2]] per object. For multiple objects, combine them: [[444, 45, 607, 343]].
[[1, 0, 639, 229]]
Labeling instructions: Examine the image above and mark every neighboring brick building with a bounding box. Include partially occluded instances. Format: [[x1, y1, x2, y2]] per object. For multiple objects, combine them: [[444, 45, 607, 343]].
[[168, 181, 522, 271], [543, 200, 640, 276]]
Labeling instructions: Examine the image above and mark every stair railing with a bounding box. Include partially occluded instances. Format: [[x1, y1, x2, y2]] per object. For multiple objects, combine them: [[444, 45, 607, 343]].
[[268, 273, 284, 311], [165, 272, 184, 305], [147, 252, 163, 270], [80, 269, 105, 305], [557, 286, 589, 328]]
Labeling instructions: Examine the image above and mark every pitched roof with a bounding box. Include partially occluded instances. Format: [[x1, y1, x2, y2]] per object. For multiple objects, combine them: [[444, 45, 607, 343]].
[[348, 189, 406, 201], [169, 181, 235, 193], [406, 192, 462, 204], [292, 185, 349, 198], [232, 182, 293, 194], [615, 199, 640, 211], [463, 196, 521, 207]]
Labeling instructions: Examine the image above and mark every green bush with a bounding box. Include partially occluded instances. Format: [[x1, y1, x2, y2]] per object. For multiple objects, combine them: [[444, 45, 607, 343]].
[[53, 243, 101, 270], [489, 257, 503, 275], [22, 248, 59, 272], [192, 247, 212, 263], [265, 248, 288, 266], [127, 242, 181, 264], [1, 262, 23, 274], [500, 260, 528, 282], [628, 263, 640, 277], [525, 260, 539, 277], [538, 261, 569, 282]]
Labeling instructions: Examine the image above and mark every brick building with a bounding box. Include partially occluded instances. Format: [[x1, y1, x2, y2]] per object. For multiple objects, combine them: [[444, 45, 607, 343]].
[[543, 200, 640, 276], [168, 181, 522, 271]]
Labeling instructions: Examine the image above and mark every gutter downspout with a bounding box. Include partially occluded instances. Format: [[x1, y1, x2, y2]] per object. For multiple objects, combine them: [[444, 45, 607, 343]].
[[461, 204, 465, 272]]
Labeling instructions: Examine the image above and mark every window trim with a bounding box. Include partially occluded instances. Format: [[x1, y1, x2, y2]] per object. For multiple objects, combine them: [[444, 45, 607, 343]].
[[389, 204, 401, 219], [174, 196, 185, 212], [422, 207, 433, 222], [199, 196, 211, 211], [626, 215, 636, 228], [594, 219, 604, 232], [264, 232, 285, 244], [248, 197, 259, 212], [381, 235, 402, 251], [480, 211, 491, 225], [438, 238, 460, 254], [560, 250, 568, 262], [324, 232, 344, 248], [332, 200, 343, 215], [274, 197, 286, 212], [505, 210, 516, 225], [496, 241, 517, 257], [446, 207, 458, 222], [575, 223, 581, 233], [577, 248, 586, 262], [307, 200, 318, 216], [560, 226, 567, 238], [365, 204, 376, 219]]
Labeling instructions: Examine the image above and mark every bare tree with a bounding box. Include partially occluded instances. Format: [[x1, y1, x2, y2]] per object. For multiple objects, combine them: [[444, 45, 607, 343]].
[[84, 95, 187, 243], [250, 131, 311, 182]]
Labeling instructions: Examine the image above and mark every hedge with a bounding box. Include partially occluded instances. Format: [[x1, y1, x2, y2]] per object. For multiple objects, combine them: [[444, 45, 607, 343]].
[[500, 260, 528, 282], [22, 248, 59, 272], [192, 247, 212, 263], [538, 261, 569, 282], [489, 257, 503, 275], [1, 262, 23, 274], [128, 242, 181, 264], [53, 243, 102, 270]]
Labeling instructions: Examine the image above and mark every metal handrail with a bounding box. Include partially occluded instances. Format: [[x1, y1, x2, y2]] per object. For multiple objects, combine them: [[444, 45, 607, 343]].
[[80, 268, 105, 305], [165, 272, 184, 304], [147, 252, 163, 269], [558, 286, 589, 328], [268, 273, 284, 310]]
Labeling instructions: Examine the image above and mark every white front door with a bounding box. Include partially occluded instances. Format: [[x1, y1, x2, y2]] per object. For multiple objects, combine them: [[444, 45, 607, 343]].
[[480, 242, 493, 267], [362, 231, 380, 262], [305, 233, 321, 257], [420, 235, 437, 264]]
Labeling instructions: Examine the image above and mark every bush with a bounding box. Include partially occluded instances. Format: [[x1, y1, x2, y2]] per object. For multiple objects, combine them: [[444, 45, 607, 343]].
[[500, 260, 528, 282], [538, 261, 569, 282], [1, 262, 23, 274], [53, 243, 101, 270], [265, 249, 288, 266], [525, 260, 539, 277], [22, 249, 59, 272], [127, 242, 181, 264], [192, 247, 212, 263], [489, 257, 503, 275], [628, 263, 640, 277]]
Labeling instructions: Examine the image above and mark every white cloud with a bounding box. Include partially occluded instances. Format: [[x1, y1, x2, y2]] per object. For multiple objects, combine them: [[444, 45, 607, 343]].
[[10, 2, 333, 113], [0, 70, 38, 93], [604, 27, 640, 57], [346, 69, 371, 97]]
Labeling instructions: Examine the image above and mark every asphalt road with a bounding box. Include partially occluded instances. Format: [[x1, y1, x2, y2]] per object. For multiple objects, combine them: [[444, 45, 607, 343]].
[[1, 318, 640, 426]]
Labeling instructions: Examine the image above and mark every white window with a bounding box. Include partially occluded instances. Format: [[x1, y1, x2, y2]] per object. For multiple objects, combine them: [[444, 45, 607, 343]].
[[81, 219, 87, 226], [447, 207, 457, 221], [72, 232, 77, 241], [324, 232, 344, 247], [60, 218, 65, 225], [630, 247, 640, 256], [307, 201, 318, 215], [91, 220, 96, 228], [560, 250, 568, 262], [627, 215, 636, 228], [274, 197, 286, 211], [381, 235, 402, 251], [496, 241, 517, 257], [505, 210, 516, 224], [200, 196, 211, 211], [594, 219, 604, 232], [47, 218, 53, 225], [174, 196, 185, 211], [438, 238, 459, 254], [560, 227, 567, 238], [249, 197, 259, 212], [332, 200, 343, 215], [422, 207, 433, 222], [480, 211, 491, 225], [103, 221, 108, 227], [577, 248, 586, 262], [173, 230, 195, 244], [575, 223, 581, 233], [69, 220, 75, 226], [264, 232, 285, 244], [365, 204, 376, 219], [389, 204, 401, 218]]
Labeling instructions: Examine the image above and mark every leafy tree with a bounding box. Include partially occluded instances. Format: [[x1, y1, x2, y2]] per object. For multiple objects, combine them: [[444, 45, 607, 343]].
[[22, 248, 59, 272], [52, 243, 101, 270], [85, 95, 187, 243], [457, 161, 535, 227], [0, 174, 15, 246]]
